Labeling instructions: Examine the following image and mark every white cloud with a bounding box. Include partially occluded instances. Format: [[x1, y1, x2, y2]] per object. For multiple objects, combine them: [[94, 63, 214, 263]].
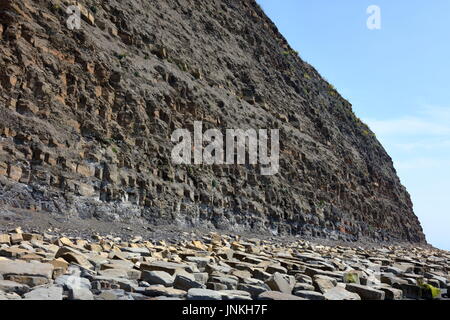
[[364, 104, 450, 138], [420, 104, 450, 121], [394, 158, 450, 170], [363, 104, 450, 171], [392, 139, 450, 151], [365, 117, 450, 137]]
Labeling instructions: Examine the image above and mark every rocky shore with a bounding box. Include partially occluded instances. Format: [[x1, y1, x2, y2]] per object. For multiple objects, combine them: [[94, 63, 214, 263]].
[[0, 227, 448, 300]]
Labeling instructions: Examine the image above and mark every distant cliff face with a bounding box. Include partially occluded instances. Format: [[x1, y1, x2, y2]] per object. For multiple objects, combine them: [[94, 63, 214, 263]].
[[0, 0, 426, 243]]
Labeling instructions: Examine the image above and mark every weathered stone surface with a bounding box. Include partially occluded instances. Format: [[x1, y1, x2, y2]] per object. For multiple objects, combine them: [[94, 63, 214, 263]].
[[96, 289, 132, 300], [207, 282, 228, 291], [374, 286, 403, 300], [0, 247, 30, 258], [346, 284, 385, 300], [380, 273, 408, 286], [293, 283, 315, 292], [10, 233, 23, 245], [69, 287, 94, 300], [185, 256, 212, 270], [252, 269, 272, 281], [144, 285, 187, 298], [205, 263, 232, 274], [55, 247, 93, 269], [219, 290, 252, 301], [209, 275, 239, 290], [174, 273, 205, 290], [3, 275, 50, 287], [102, 260, 134, 270], [424, 273, 448, 288], [395, 283, 423, 299], [323, 287, 361, 300], [98, 268, 141, 280], [57, 237, 75, 248], [0, 261, 54, 279], [258, 291, 305, 300], [306, 268, 343, 281], [141, 271, 174, 287], [0, 291, 22, 300], [55, 275, 91, 290], [294, 290, 326, 300], [0, 280, 30, 295], [187, 288, 222, 300], [295, 274, 313, 285], [22, 234, 43, 242], [140, 262, 192, 275], [237, 283, 270, 298], [23, 286, 63, 300], [49, 258, 69, 272], [193, 273, 209, 285], [0, 235, 10, 245], [313, 275, 337, 293], [265, 272, 294, 294], [120, 247, 150, 256], [266, 265, 288, 274]]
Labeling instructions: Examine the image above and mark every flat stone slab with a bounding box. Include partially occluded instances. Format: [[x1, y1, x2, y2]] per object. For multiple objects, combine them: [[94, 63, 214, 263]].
[[23, 286, 63, 300], [140, 261, 194, 275], [345, 284, 385, 300], [0, 280, 30, 295], [219, 290, 252, 300], [258, 291, 306, 300], [0, 261, 54, 279], [174, 273, 205, 290], [144, 285, 187, 298], [55, 275, 92, 290], [141, 270, 174, 287], [187, 288, 222, 300], [323, 287, 361, 300], [294, 290, 326, 300], [69, 287, 94, 300]]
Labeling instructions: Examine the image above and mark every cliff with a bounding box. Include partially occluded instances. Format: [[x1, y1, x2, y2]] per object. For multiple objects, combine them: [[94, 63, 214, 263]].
[[0, 0, 426, 243]]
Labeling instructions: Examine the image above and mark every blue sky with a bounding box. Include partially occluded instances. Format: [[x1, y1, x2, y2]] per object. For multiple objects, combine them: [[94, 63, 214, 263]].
[[257, 0, 450, 250]]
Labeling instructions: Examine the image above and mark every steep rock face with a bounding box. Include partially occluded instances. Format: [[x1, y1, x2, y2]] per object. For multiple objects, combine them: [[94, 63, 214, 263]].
[[0, 0, 425, 242]]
